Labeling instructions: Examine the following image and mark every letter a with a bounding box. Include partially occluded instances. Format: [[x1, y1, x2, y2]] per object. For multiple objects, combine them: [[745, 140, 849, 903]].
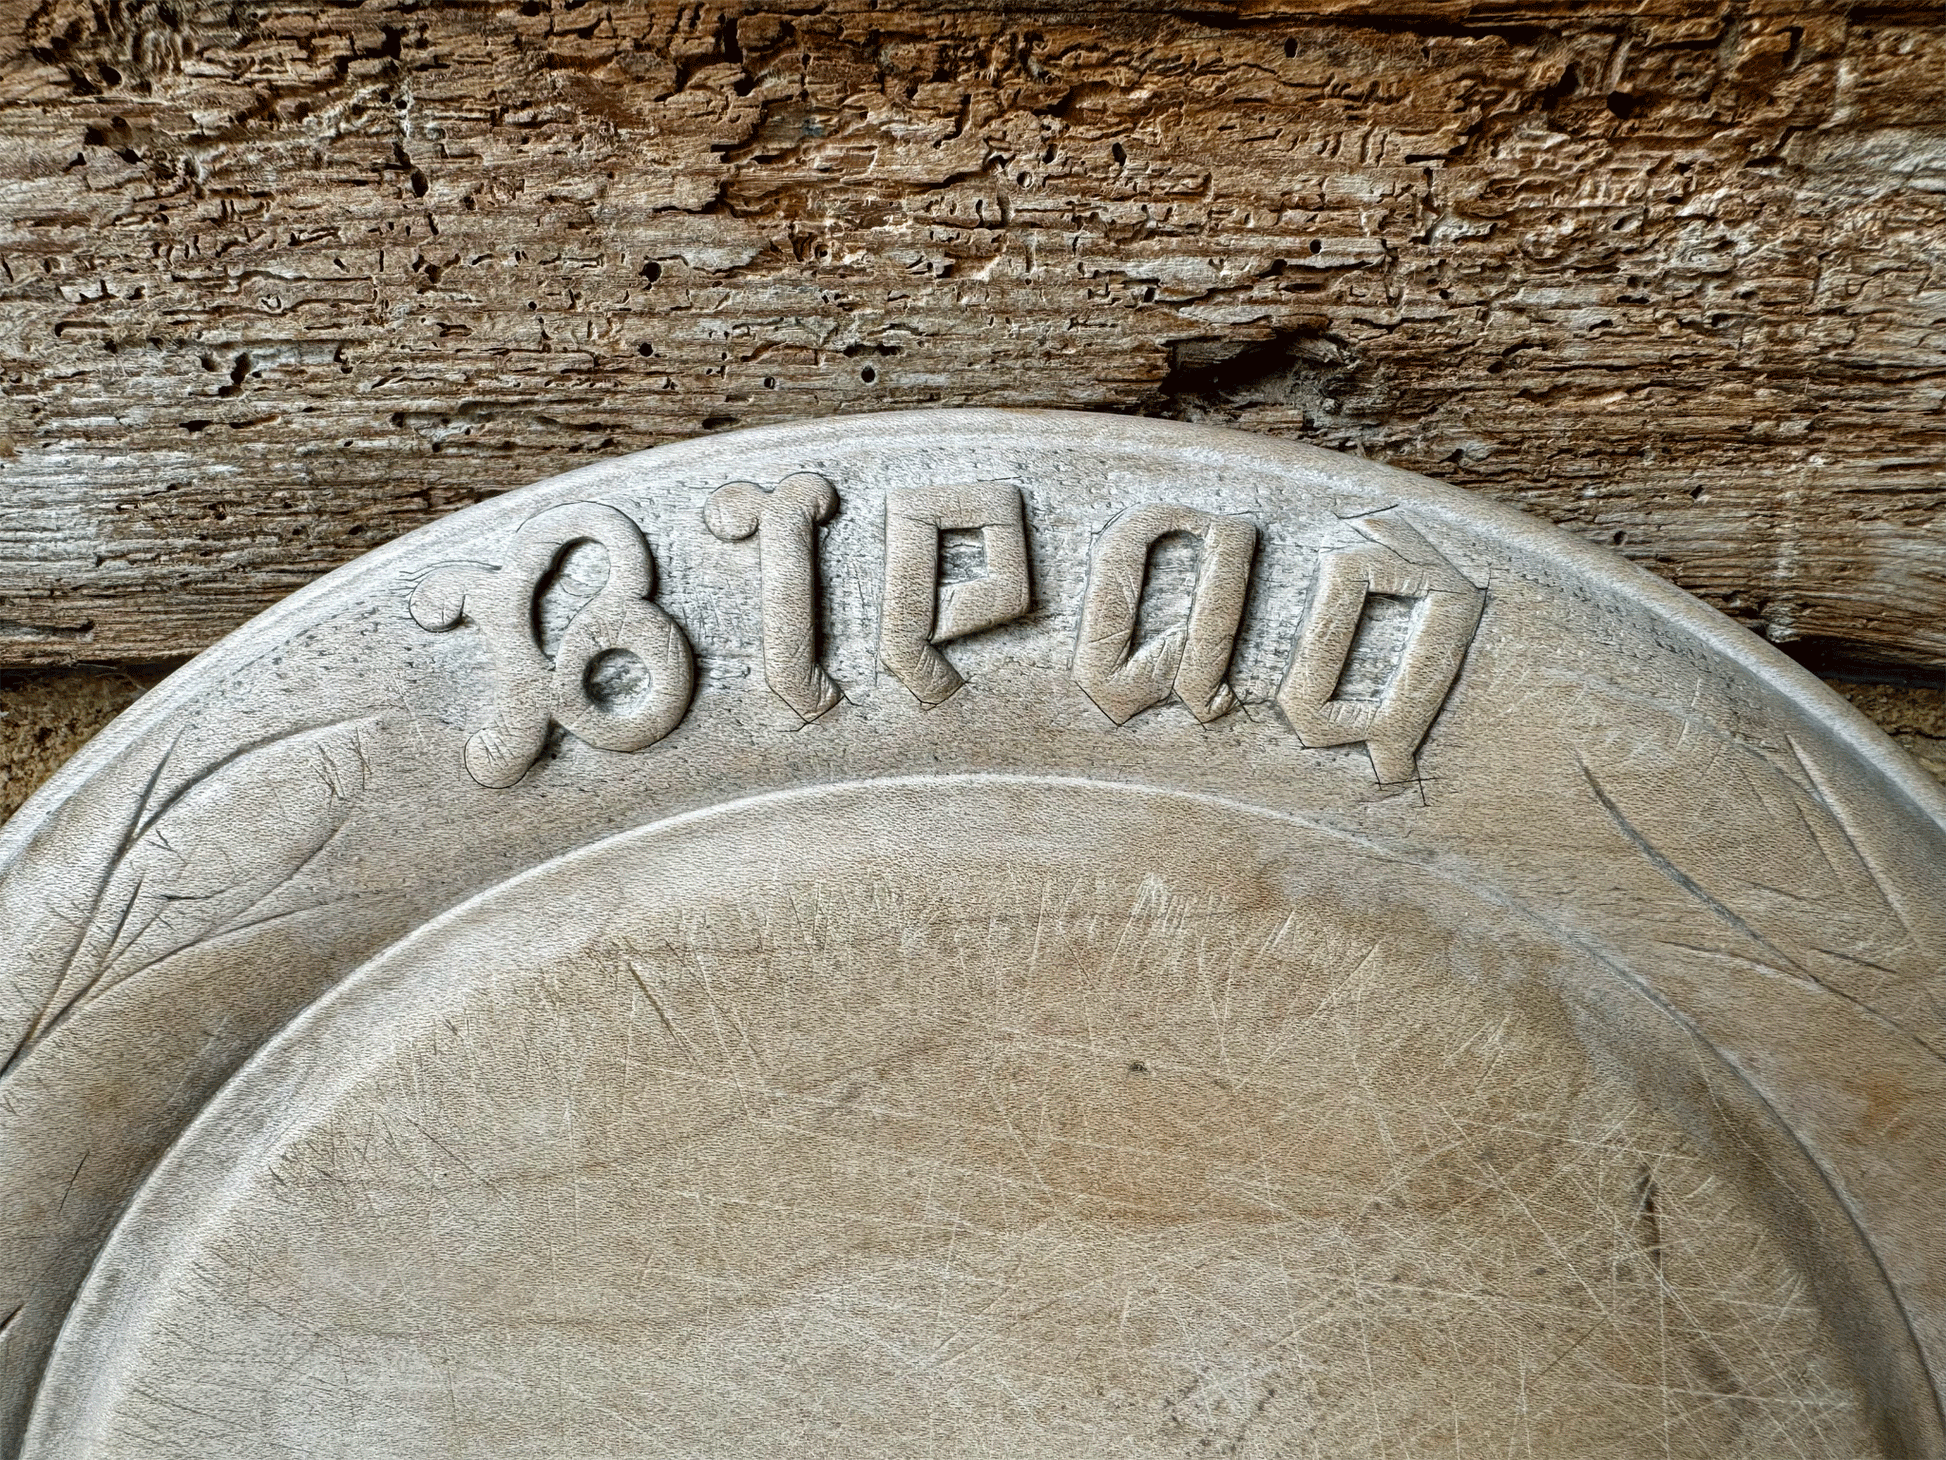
[[1072, 504, 1257, 725]]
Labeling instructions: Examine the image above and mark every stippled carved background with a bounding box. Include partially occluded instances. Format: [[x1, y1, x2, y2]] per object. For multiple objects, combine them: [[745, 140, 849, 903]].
[[1, 1, 1943, 810]]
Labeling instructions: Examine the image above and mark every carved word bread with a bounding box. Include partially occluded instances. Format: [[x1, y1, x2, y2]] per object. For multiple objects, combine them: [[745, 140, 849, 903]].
[[1, 412, 1941, 1460], [419, 475, 1483, 788]]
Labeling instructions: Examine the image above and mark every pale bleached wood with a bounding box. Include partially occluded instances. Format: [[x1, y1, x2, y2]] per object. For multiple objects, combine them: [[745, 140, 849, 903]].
[[0, 1, 1942, 668]]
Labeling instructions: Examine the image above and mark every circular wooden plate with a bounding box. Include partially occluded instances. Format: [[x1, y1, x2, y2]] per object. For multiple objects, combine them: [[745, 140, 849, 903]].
[[3, 411, 1942, 1457]]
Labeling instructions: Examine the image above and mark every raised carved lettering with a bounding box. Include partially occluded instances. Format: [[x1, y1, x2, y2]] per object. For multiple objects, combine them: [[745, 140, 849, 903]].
[[879, 483, 1031, 705], [410, 502, 695, 788], [1275, 514, 1484, 784], [704, 472, 842, 721], [1072, 504, 1257, 725]]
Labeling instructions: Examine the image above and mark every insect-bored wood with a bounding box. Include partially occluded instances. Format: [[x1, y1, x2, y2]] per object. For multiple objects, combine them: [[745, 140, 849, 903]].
[[0, 2, 1942, 669]]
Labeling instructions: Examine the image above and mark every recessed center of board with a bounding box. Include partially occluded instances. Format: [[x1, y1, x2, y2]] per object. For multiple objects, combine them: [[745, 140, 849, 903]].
[[36, 780, 1872, 1459]]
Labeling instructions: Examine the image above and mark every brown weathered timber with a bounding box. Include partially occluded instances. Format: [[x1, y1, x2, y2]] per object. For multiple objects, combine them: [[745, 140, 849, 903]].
[[0, 1, 1942, 670], [0, 659, 178, 821]]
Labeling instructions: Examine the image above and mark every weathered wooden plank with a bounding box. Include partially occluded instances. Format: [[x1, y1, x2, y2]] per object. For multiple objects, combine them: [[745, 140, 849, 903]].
[[1, 0, 1942, 668], [0, 660, 179, 823]]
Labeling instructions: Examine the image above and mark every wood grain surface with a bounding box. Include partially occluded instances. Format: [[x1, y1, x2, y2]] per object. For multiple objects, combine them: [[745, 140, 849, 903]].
[[10, 414, 1946, 1454], [0, 1, 1942, 671]]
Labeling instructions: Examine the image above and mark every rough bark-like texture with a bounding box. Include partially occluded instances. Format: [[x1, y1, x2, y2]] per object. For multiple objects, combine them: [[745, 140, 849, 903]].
[[0, 0, 1942, 672], [0, 661, 178, 821]]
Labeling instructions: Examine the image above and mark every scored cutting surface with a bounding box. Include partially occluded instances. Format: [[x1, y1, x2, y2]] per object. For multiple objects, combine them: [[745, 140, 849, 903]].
[[0, 411, 1941, 1457], [31, 783, 1882, 1458]]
